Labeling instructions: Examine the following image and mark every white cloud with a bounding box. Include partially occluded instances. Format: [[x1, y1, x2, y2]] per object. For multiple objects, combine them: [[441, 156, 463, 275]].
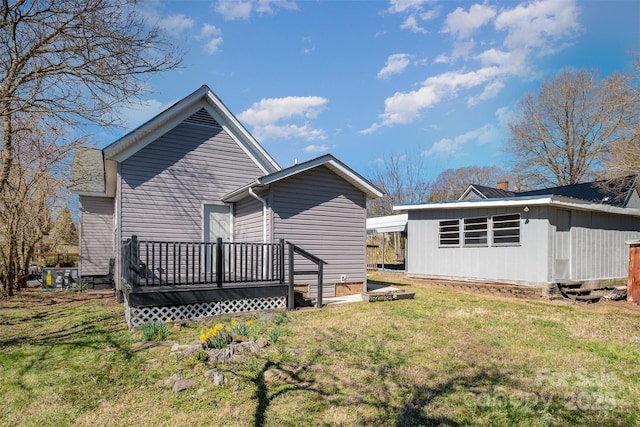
[[304, 144, 329, 153], [214, 0, 253, 20], [157, 14, 195, 35], [467, 80, 504, 107], [422, 123, 497, 157], [198, 24, 223, 54], [387, 0, 433, 14], [388, 0, 437, 33], [238, 96, 329, 141], [433, 54, 451, 64], [378, 53, 414, 79], [494, 0, 580, 52], [214, 0, 297, 20], [401, 14, 428, 33], [443, 4, 496, 40], [257, 0, 298, 14], [364, 0, 580, 133], [362, 67, 501, 133]]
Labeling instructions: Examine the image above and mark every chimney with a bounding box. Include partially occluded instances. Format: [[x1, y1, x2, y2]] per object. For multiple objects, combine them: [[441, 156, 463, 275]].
[[497, 180, 509, 191]]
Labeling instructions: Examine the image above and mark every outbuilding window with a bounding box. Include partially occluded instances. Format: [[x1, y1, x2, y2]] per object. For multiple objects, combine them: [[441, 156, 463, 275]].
[[439, 220, 460, 246], [463, 217, 488, 246], [492, 214, 520, 245]]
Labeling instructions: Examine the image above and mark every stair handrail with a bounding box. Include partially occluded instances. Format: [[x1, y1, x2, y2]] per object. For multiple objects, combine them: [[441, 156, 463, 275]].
[[286, 241, 327, 309]]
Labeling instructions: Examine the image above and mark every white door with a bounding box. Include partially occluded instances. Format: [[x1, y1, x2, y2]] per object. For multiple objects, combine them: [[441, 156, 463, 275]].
[[203, 204, 231, 276], [204, 204, 231, 242]]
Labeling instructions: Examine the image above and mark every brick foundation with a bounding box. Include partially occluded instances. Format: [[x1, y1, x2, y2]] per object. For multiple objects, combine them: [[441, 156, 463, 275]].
[[335, 282, 364, 297], [294, 282, 365, 298]]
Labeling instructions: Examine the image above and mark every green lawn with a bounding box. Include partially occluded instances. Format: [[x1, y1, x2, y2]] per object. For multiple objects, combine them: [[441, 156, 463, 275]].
[[1, 276, 639, 426]]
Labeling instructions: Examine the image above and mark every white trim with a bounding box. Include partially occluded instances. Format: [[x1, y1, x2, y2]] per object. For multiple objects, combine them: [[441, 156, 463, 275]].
[[458, 185, 487, 200], [259, 154, 383, 199], [103, 85, 280, 174], [366, 214, 408, 233], [201, 202, 233, 242], [394, 195, 640, 217]]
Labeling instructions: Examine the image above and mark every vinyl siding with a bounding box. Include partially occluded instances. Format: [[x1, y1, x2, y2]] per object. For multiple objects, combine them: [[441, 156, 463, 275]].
[[234, 190, 269, 242], [406, 206, 550, 285], [271, 166, 367, 298], [119, 121, 263, 242], [79, 196, 115, 276]]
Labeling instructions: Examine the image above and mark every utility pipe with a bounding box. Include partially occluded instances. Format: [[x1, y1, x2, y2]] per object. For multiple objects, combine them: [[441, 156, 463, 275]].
[[248, 187, 268, 243]]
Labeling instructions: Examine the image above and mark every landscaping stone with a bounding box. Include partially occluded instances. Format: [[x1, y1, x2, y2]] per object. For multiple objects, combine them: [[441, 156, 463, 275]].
[[205, 369, 226, 386], [361, 290, 415, 302], [172, 379, 197, 393], [170, 342, 204, 358], [165, 373, 182, 389]]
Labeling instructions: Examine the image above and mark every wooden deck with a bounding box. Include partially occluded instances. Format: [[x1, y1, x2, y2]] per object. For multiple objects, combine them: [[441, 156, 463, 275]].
[[120, 236, 327, 326], [124, 281, 287, 307]]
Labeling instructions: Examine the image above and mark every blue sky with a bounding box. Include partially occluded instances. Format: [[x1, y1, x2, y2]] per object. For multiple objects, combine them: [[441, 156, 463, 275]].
[[100, 0, 639, 182]]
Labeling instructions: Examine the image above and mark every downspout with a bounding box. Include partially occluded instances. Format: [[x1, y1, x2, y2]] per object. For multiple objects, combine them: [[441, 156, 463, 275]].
[[249, 186, 269, 279], [249, 187, 268, 243]]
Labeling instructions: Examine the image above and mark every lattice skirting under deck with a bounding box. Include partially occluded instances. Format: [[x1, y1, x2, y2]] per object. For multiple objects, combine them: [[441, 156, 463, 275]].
[[125, 296, 287, 328]]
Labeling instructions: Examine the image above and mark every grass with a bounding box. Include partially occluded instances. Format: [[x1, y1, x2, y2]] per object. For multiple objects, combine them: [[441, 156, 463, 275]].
[[1, 276, 640, 426]]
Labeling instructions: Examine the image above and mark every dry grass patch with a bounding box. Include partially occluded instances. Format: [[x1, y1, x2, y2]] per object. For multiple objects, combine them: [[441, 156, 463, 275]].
[[2, 278, 640, 426]]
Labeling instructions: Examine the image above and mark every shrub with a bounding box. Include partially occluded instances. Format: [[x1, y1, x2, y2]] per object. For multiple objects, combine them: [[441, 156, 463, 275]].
[[140, 320, 170, 341]]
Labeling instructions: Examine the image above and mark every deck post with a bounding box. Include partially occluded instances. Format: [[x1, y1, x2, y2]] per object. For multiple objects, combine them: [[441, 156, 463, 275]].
[[216, 237, 223, 287], [288, 242, 294, 310], [317, 261, 323, 308], [279, 239, 285, 284], [131, 235, 139, 289]]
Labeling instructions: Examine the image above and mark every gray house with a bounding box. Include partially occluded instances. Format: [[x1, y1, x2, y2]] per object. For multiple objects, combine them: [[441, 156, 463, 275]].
[[395, 179, 640, 288], [71, 85, 381, 325]]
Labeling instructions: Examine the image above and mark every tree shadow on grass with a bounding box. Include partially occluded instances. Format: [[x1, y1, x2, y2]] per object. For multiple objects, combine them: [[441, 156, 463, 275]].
[[226, 359, 330, 427]]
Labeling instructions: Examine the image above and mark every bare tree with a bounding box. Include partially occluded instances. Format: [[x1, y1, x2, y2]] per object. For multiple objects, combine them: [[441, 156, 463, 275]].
[[429, 165, 510, 201], [507, 69, 632, 188], [0, 0, 182, 295], [0, 115, 72, 295], [602, 60, 640, 179], [367, 151, 431, 217]]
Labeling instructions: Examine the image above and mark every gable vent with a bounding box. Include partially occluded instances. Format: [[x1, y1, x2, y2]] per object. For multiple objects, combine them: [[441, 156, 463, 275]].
[[184, 108, 222, 128]]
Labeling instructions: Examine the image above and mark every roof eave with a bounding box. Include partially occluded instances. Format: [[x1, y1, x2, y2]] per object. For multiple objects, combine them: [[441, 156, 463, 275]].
[[394, 195, 640, 217]]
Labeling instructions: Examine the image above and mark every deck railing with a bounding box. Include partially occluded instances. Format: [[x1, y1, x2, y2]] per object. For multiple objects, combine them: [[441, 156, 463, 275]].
[[121, 236, 285, 288], [121, 236, 329, 310], [287, 241, 327, 309]]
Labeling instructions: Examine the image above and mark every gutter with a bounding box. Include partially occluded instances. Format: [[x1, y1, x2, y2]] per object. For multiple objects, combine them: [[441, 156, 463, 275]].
[[248, 187, 268, 243]]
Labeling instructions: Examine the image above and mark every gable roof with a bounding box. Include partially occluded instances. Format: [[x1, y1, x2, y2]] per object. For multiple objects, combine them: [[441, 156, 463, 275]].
[[102, 85, 280, 174], [223, 154, 383, 202], [459, 176, 638, 208], [459, 184, 514, 200]]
